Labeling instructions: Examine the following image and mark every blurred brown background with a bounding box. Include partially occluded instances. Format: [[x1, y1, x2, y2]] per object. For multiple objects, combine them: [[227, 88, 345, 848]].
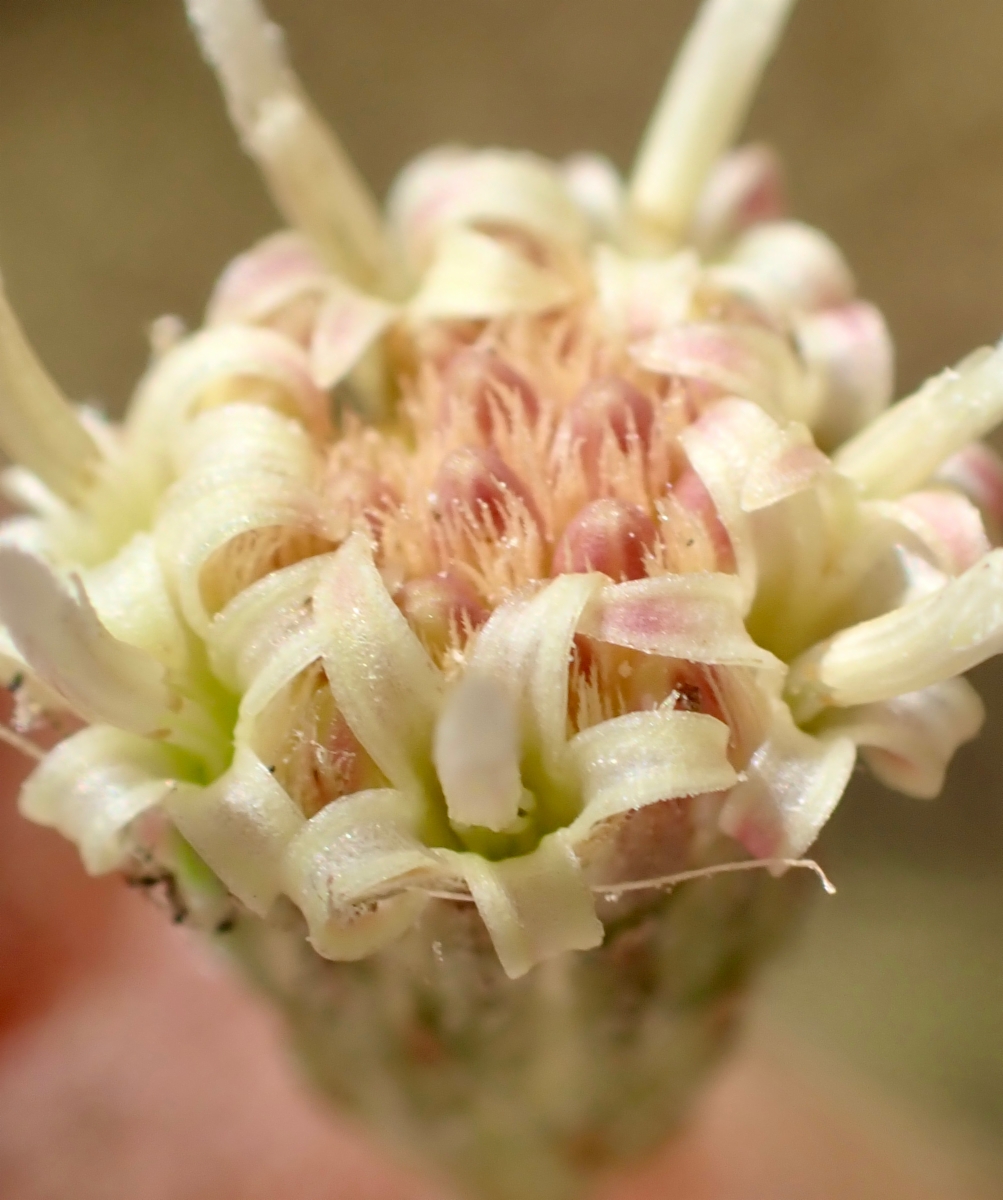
[[1, 0, 1002, 1169]]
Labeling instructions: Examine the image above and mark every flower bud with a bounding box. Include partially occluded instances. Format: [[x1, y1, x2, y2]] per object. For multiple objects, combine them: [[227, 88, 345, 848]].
[[669, 467, 736, 571], [558, 375, 654, 493], [322, 465, 400, 544], [396, 571, 488, 660], [442, 347, 540, 441], [431, 446, 542, 537], [552, 499, 657, 581]]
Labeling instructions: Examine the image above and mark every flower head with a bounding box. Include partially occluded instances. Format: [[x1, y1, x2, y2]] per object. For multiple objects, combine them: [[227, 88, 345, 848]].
[[2, 0, 1001, 978]]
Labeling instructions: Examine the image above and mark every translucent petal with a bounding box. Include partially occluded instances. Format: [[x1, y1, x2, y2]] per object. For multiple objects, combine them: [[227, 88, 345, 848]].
[[309, 282, 397, 389], [281, 787, 441, 960], [454, 833, 603, 979], [206, 230, 330, 326], [127, 324, 331, 461], [718, 700, 856, 859], [566, 709, 737, 831], [814, 678, 984, 800], [19, 725, 186, 874], [408, 227, 575, 321], [313, 534, 444, 795], [208, 554, 332, 692], [0, 548, 171, 734], [579, 573, 783, 670], [465, 573, 606, 817], [388, 147, 588, 274], [166, 743, 305, 915]]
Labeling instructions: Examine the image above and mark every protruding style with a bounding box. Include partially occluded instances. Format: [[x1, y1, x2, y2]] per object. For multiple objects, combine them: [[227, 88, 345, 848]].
[[185, 0, 395, 293], [629, 0, 799, 247], [0, 279, 100, 505]]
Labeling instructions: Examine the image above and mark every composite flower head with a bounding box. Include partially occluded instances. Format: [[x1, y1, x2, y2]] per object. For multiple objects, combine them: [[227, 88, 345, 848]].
[[1, 0, 1002, 978]]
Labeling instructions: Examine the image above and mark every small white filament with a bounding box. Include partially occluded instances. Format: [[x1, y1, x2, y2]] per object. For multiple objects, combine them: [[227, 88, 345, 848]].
[[421, 857, 835, 903]]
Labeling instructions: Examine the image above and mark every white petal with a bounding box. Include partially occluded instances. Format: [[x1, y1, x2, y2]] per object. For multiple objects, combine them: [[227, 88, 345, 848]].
[[678, 399, 817, 606], [632, 321, 816, 426], [726, 220, 855, 312], [0, 548, 172, 734], [561, 153, 625, 241], [20, 726, 185, 874], [718, 700, 856, 859], [566, 709, 737, 831], [690, 142, 786, 253], [408, 227, 574, 321], [797, 301, 894, 448], [933, 442, 1003, 541], [786, 549, 1003, 721], [156, 404, 325, 635], [281, 787, 442, 960], [235, 620, 328, 738], [814, 678, 984, 800], [309, 283, 397, 389], [454, 833, 603, 979], [466, 573, 606, 820], [871, 491, 990, 576], [206, 230, 330, 326], [81, 533, 191, 673], [592, 245, 699, 342], [313, 534, 444, 795], [833, 344, 1003, 499], [388, 147, 588, 274], [579, 573, 783, 671], [208, 553, 332, 693], [433, 672, 524, 832], [128, 324, 331, 461], [165, 744, 305, 915]]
